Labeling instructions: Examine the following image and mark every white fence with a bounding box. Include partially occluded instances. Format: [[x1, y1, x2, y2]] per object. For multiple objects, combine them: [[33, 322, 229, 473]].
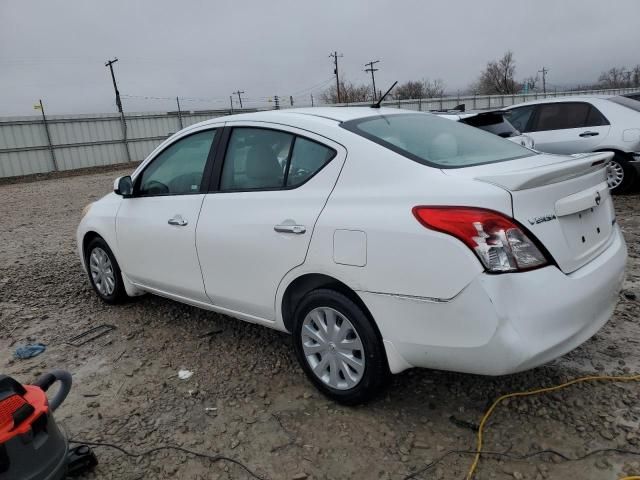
[[1, 87, 638, 178]]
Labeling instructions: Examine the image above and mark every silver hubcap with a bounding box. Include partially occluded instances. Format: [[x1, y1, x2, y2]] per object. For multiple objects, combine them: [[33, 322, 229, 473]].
[[89, 247, 115, 296], [301, 307, 365, 390], [607, 160, 624, 189]]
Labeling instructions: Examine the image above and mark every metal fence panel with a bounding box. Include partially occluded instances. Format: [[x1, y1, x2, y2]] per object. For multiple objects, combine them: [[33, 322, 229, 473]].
[[1, 87, 639, 178]]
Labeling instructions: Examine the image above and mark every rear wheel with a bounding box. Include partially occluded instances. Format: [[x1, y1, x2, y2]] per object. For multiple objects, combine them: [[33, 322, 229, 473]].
[[607, 154, 637, 194], [292, 289, 389, 405], [85, 237, 127, 304]]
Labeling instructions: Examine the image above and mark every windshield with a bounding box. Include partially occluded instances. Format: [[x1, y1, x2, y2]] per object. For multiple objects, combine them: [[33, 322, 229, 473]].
[[611, 95, 640, 112], [342, 113, 534, 168]]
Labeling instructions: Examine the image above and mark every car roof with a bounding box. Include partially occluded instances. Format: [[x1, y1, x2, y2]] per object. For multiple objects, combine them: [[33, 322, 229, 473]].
[[504, 94, 616, 108], [186, 107, 424, 130]]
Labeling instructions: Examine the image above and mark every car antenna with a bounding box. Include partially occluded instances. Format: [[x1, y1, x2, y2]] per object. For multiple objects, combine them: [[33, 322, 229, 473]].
[[371, 81, 398, 109]]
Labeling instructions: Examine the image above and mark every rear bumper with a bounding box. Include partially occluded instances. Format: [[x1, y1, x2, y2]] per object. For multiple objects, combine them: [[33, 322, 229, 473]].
[[361, 225, 627, 375]]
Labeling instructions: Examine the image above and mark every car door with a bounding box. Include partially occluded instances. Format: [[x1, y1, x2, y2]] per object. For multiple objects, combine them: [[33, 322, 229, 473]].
[[523, 102, 611, 154], [196, 123, 346, 321], [115, 127, 220, 303]]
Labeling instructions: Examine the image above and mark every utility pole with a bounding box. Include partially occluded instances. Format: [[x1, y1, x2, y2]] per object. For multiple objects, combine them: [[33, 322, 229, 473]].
[[233, 90, 244, 109], [329, 51, 343, 103], [34, 99, 57, 171], [229, 95, 234, 113], [176, 96, 183, 129], [105, 58, 122, 113], [538, 67, 549, 96], [310, 94, 314, 107], [274, 95, 280, 110], [364, 60, 380, 101], [105, 58, 131, 162]]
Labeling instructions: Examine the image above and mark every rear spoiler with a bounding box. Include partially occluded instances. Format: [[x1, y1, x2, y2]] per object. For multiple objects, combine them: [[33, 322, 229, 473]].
[[475, 152, 613, 191]]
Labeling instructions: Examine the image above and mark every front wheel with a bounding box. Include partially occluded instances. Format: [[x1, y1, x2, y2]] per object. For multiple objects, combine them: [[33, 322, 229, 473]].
[[85, 237, 127, 304], [292, 289, 389, 405], [607, 154, 637, 194]]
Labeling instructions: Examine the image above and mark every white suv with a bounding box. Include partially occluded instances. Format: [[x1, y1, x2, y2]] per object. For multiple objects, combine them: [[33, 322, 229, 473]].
[[77, 108, 626, 404], [504, 95, 640, 193]]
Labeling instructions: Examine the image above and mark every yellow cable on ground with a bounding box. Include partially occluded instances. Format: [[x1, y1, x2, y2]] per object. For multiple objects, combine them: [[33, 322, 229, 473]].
[[466, 373, 640, 480]]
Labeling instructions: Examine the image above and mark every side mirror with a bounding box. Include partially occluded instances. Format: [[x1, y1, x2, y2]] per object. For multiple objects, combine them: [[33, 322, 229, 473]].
[[114, 176, 133, 197]]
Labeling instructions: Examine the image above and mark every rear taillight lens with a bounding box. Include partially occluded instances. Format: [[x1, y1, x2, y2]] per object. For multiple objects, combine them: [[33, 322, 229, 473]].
[[412, 206, 548, 273]]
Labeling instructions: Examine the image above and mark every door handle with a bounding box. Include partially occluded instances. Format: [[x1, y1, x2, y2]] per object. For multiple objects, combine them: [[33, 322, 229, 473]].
[[274, 224, 306, 234], [168, 215, 188, 226], [579, 131, 599, 137]]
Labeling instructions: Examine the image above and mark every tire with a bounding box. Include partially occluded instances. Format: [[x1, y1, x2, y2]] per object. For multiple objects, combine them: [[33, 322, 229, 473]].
[[292, 289, 389, 405], [607, 154, 637, 195], [84, 237, 127, 304]]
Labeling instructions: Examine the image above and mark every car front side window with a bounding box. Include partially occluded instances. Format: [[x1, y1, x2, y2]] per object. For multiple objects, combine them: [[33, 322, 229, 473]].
[[138, 129, 217, 196]]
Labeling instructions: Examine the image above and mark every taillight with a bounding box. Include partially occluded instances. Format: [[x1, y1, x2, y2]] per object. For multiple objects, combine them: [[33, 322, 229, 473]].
[[412, 206, 548, 273]]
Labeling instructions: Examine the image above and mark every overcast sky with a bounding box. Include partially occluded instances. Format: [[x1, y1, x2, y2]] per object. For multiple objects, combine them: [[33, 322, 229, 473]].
[[1, 0, 639, 116]]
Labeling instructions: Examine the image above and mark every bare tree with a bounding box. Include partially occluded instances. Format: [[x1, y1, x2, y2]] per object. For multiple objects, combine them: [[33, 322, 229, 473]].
[[395, 78, 445, 100], [475, 51, 520, 95], [632, 65, 640, 87], [321, 80, 371, 103], [598, 67, 627, 88]]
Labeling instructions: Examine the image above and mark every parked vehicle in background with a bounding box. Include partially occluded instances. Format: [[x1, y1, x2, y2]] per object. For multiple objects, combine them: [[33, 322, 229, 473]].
[[504, 96, 640, 193], [435, 109, 535, 149], [77, 108, 626, 404]]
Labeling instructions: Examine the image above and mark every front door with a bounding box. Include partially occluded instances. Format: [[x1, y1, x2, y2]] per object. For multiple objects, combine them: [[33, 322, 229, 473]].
[[116, 128, 219, 303], [196, 124, 346, 320]]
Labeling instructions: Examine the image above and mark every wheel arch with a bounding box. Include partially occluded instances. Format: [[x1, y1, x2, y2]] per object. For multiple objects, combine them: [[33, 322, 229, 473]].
[[280, 273, 379, 337]]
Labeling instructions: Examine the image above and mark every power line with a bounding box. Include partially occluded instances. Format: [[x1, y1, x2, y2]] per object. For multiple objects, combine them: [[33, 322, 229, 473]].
[[538, 67, 549, 96], [329, 51, 343, 103], [365, 60, 380, 101]]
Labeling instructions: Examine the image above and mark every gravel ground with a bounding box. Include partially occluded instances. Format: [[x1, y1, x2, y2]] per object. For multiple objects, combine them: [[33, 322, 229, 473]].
[[0, 168, 639, 480]]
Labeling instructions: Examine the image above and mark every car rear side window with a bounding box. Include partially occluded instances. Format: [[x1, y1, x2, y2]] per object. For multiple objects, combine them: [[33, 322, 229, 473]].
[[342, 113, 533, 168], [529, 102, 608, 131], [220, 127, 336, 191], [286, 137, 335, 187]]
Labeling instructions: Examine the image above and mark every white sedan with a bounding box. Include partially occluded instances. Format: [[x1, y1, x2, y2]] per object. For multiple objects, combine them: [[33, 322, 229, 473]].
[[504, 95, 640, 193], [78, 108, 626, 404]]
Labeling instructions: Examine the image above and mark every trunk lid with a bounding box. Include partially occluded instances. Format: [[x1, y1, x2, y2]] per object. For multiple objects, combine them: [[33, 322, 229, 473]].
[[444, 152, 616, 273]]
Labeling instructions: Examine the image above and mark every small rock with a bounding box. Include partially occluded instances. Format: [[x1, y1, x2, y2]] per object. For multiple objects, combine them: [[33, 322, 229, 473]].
[[291, 474, 308, 480]]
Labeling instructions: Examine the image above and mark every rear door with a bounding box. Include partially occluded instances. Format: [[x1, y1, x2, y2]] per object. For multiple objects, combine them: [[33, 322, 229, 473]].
[[524, 102, 611, 154], [196, 123, 346, 320], [445, 151, 616, 273]]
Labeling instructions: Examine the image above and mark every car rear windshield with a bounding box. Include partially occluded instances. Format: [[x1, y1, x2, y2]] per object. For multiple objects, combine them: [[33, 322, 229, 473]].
[[341, 113, 534, 168], [610, 95, 640, 112]]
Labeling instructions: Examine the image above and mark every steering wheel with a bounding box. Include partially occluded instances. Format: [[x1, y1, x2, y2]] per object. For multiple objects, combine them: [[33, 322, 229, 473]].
[[142, 180, 170, 195]]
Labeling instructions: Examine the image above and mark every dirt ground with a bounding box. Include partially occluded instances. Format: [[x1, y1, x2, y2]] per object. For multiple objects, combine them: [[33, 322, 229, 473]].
[[1, 167, 639, 480]]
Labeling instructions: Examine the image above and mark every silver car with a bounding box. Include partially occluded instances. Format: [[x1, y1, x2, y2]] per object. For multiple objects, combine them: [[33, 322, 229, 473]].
[[504, 95, 640, 193]]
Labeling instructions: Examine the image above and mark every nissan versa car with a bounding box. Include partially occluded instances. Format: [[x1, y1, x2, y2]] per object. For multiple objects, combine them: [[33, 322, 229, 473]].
[[504, 95, 640, 193], [77, 108, 627, 404]]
